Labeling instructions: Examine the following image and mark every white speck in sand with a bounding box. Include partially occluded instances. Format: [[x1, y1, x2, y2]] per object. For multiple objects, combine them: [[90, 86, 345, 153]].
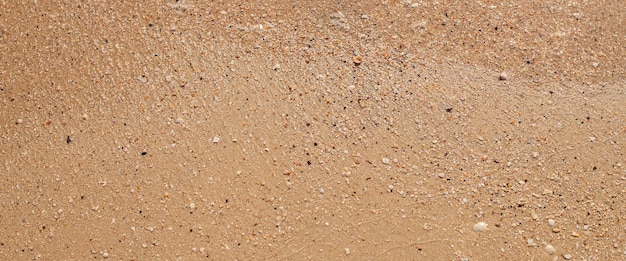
[[473, 222, 488, 232], [499, 72, 508, 81], [212, 136, 220, 143], [382, 158, 390, 164], [545, 244, 556, 255]]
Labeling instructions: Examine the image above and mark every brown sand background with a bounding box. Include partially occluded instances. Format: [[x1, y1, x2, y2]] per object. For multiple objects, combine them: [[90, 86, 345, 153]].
[[1, 0, 625, 260]]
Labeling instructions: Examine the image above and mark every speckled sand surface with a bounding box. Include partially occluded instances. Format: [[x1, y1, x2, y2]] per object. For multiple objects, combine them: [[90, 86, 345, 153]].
[[1, 1, 625, 260]]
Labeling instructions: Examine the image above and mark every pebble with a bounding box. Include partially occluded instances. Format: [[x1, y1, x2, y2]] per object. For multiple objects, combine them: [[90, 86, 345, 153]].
[[189, 202, 196, 209], [548, 219, 556, 226], [545, 244, 556, 255], [102, 252, 109, 258], [563, 254, 572, 260], [344, 248, 350, 255], [272, 63, 280, 70], [438, 173, 445, 178], [382, 157, 390, 164], [499, 72, 508, 81], [212, 136, 220, 143], [16, 119, 23, 124], [473, 222, 488, 232]]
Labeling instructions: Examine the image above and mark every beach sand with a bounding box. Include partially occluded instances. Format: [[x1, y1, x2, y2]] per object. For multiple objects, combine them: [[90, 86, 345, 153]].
[[1, 1, 625, 259]]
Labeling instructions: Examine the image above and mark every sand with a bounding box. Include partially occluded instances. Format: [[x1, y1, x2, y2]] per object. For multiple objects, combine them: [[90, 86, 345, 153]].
[[1, 0, 625, 260]]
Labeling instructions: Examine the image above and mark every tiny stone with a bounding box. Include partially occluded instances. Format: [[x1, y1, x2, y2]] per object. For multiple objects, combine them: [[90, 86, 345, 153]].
[[548, 219, 556, 226], [499, 72, 507, 81], [189, 203, 196, 209], [473, 222, 488, 232], [344, 248, 350, 255], [319, 188, 325, 194], [175, 117, 183, 124], [212, 136, 220, 143], [527, 238, 534, 246], [16, 119, 23, 124], [272, 63, 280, 70], [531, 211, 538, 220], [563, 254, 572, 260], [382, 157, 390, 164], [438, 173, 445, 178], [545, 244, 556, 255], [102, 252, 109, 258], [411, 3, 419, 7]]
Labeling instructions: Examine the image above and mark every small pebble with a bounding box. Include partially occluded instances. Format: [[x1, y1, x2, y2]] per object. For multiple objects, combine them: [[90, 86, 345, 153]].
[[382, 158, 390, 164], [212, 136, 220, 143], [344, 248, 350, 255], [563, 254, 572, 260], [545, 244, 556, 255], [16, 119, 23, 124], [102, 252, 109, 258], [189, 203, 196, 209], [438, 173, 445, 178], [353, 55, 363, 65], [548, 219, 556, 226], [499, 72, 507, 81], [272, 63, 280, 70], [473, 222, 488, 232]]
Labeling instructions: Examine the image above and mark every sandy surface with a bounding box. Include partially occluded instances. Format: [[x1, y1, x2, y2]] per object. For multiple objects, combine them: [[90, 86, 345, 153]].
[[1, 0, 625, 260]]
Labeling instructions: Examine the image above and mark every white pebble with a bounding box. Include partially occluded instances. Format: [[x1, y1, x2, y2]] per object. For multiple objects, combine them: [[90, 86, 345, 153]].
[[272, 63, 280, 70], [189, 203, 196, 209], [344, 248, 350, 255], [499, 72, 508, 81], [563, 254, 572, 260], [382, 158, 390, 164], [548, 219, 556, 226], [16, 119, 23, 124], [102, 252, 109, 258], [438, 173, 445, 178], [545, 244, 556, 255], [411, 3, 419, 8], [212, 136, 220, 143], [473, 222, 488, 232]]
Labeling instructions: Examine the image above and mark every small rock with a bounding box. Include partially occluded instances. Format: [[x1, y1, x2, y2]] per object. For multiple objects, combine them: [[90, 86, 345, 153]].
[[212, 136, 220, 143], [272, 63, 280, 70], [16, 119, 23, 124], [548, 219, 556, 226], [382, 158, 390, 164], [499, 72, 508, 81], [344, 248, 350, 255], [438, 173, 445, 178], [563, 254, 572, 260], [353, 55, 363, 65], [102, 252, 109, 258], [473, 222, 488, 232], [189, 203, 196, 209], [545, 244, 556, 255]]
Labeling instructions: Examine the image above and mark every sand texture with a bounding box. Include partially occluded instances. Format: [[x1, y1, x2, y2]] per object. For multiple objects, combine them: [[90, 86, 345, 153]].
[[1, 0, 625, 260]]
